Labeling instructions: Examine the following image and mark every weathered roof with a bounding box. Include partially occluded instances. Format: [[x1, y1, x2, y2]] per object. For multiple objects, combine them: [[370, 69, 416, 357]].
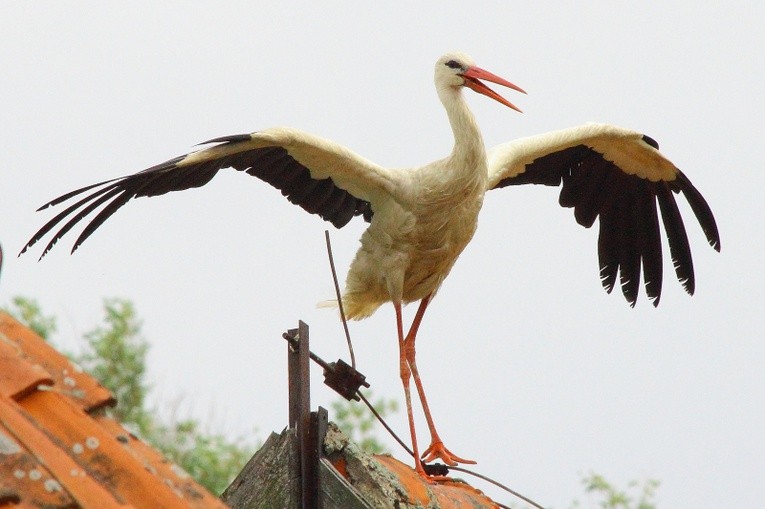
[[223, 421, 502, 508], [324, 424, 502, 508], [0, 311, 228, 509]]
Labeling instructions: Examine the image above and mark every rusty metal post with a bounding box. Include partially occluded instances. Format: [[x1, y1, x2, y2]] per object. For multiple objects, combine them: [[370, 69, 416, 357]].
[[287, 320, 310, 432], [286, 320, 320, 509]]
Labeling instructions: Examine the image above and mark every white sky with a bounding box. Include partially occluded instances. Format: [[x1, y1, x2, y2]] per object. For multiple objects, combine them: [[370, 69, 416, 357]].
[[2, 3, 763, 507]]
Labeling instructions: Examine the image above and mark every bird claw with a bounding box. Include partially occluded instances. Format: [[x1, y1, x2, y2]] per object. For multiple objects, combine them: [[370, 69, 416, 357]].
[[421, 440, 477, 466]]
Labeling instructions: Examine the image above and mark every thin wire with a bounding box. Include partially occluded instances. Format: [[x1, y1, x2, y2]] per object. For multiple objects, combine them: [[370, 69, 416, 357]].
[[356, 389, 547, 509], [324, 230, 355, 369], [356, 389, 414, 457], [447, 465, 547, 509]]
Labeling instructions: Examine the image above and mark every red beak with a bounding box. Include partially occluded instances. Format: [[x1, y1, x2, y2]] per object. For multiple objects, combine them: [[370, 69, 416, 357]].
[[461, 66, 526, 113]]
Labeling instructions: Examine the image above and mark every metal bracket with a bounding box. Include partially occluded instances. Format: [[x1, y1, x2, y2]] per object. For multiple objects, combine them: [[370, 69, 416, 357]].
[[283, 325, 370, 402], [322, 359, 369, 402]]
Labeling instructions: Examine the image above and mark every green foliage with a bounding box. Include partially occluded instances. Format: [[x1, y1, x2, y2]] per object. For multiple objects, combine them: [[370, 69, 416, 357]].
[[570, 473, 660, 509], [6, 296, 57, 340], [148, 418, 257, 495], [78, 299, 151, 433], [331, 392, 398, 454]]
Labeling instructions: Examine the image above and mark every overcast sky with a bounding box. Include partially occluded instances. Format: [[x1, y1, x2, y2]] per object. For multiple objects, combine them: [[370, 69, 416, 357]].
[[2, 3, 763, 507]]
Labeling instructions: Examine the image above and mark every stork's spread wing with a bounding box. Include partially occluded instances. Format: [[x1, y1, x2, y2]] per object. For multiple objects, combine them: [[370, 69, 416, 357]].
[[487, 123, 720, 306], [22, 127, 396, 259]]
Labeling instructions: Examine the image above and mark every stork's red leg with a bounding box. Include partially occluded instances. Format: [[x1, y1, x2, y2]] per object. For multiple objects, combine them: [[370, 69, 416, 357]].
[[394, 301, 428, 478], [405, 294, 476, 467]]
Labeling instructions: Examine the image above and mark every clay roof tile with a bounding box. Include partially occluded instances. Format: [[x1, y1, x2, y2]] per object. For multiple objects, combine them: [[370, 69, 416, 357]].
[[0, 311, 228, 509]]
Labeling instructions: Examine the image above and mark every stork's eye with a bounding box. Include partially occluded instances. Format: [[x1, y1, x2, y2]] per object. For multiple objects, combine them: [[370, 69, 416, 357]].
[[445, 60, 462, 70]]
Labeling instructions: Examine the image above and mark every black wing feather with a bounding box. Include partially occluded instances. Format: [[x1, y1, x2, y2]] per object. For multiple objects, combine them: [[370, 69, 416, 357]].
[[235, 146, 370, 227], [640, 182, 663, 305], [36, 177, 125, 211], [37, 186, 124, 259], [493, 142, 718, 306], [656, 183, 695, 295], [69, 189, 138, 254], [22, 136, 372, 258], [294, 178, 337, 215], [572, 157, 616, 228], [671, 170, 720, 251], [618, 177, 642, 306], [597, 195, 620, 295]]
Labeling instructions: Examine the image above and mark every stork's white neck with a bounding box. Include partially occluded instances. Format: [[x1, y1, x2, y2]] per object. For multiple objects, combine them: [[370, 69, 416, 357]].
[[438, 86, 485, 168]]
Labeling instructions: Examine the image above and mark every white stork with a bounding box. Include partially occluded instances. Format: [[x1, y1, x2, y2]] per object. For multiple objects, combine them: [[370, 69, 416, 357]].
[[22, 52, 720, 479]]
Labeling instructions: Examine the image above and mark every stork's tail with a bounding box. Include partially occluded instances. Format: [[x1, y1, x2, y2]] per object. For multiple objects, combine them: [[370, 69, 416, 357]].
[[316, 297, 382, 320], [317, 299, 339, 310]]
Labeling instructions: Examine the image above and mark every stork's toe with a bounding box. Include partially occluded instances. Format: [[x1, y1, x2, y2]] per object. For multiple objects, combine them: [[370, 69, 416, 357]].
[[421, 439, 476, 466]]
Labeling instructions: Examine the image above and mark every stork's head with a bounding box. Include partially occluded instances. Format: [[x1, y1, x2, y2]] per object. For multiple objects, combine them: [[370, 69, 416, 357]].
[[435, 52, 526, 112]]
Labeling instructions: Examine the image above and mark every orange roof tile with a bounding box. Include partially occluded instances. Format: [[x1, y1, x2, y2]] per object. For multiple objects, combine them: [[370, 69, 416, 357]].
[[0, 311, 228, 509], [323, 422, 501, 508]]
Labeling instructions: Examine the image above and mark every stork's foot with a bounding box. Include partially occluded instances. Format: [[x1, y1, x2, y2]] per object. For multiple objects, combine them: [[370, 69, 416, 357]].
[[421, 439, 476, 466]]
